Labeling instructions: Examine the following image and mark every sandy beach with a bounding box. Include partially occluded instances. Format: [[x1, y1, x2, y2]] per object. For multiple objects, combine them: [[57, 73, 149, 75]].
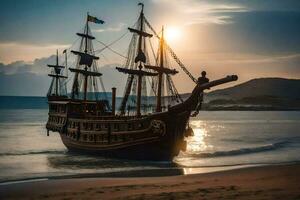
[[1, 163, 300, 200]]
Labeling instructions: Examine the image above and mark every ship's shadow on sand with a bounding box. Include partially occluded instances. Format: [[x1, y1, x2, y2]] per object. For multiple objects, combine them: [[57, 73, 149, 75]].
[[46, 151, 184, 177]]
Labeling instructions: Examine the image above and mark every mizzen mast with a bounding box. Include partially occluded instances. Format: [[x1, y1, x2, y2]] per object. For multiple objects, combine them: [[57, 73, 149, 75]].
[[47, 50, 67, 97], [144, 27, 178, 112]]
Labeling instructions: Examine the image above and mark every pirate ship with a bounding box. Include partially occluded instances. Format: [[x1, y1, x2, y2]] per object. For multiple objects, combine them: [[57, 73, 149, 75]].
[[46, 4, 238, 160]]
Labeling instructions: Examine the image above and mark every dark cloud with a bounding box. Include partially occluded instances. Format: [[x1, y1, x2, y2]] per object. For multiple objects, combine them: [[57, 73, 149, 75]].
[[0, 55, 125, 96], [0, 55, 55, 96], [230, 11, 300, 54], [187, 10, 300, 55], [0, 55, 56, 75], [189, 0, 300, 12]]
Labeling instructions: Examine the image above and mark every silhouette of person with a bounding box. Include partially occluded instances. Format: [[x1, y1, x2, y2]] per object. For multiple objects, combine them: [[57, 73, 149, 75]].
[[191, 71, 209, 117], [198, 71, 209, 85]]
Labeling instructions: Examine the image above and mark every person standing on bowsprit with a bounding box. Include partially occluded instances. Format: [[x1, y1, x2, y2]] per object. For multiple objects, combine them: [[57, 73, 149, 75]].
[[198, 71, 209, 85], [191, 71, 209, 117]]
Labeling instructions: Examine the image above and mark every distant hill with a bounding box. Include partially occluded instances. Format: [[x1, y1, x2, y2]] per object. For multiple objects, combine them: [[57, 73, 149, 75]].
[[204, 78, 300, 110], [207, 78, 300, 100]]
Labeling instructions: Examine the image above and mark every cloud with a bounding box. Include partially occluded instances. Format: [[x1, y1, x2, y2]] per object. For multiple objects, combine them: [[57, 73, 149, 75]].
[[222, 53, 300, 64], [0, 55, 57, 75], [186, 16, 233, 25], [182, 3, 248, 14], [0, 42, 70, 64], [93, 23, 126, 33], [0, 55, 126, 96], [151, 0, 248, 25], [184, 3, 248, 25], [0, 55, 58, 96], [188, 52, 300, 65]]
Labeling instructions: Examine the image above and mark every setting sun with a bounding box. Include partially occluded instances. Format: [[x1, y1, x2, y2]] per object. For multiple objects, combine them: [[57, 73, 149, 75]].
[[164, 26, 182, 42]]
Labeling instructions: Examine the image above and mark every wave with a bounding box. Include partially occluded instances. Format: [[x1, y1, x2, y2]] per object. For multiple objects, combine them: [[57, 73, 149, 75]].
[[0, 141, 291, 158], [176, 160, 300, 169], [190, 141, 290, 158], [0, 150, 66, 156]]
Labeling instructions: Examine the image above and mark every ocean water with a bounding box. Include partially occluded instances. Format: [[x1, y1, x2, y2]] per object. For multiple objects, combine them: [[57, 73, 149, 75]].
[[0, 109, 300, 182]]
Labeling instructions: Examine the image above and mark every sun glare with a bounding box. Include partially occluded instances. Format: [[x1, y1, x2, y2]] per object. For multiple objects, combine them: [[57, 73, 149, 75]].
[[164, 27, 182, 43]]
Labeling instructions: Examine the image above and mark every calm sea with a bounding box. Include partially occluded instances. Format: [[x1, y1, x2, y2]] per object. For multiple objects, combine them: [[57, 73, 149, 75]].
[[0, 109, 300, 182]]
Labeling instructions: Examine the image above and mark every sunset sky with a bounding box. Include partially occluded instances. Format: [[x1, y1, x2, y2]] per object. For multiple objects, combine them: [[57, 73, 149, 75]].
[[0, 0, 299, 96]]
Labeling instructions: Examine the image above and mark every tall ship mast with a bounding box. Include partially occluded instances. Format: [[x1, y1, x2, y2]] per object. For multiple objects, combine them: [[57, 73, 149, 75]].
[[47, 50, 68, 100], [46, 4, 238, 160], [70, 13, 104, 101], [116, 3, 158, 116]]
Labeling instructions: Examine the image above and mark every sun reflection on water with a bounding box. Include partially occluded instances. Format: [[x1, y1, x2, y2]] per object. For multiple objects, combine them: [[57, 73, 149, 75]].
[[186, 121, 212, 152]]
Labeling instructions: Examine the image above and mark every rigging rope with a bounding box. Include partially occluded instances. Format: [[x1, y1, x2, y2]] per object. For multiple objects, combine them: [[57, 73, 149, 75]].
[[95, 39, 128, 59], [93, 30, 129, 54], [167, 74, 183, 102], [144, 17, 198, 84], [149, 37, 159, 66], [145, 38, 157, 96], [145, 20, 184, 103]]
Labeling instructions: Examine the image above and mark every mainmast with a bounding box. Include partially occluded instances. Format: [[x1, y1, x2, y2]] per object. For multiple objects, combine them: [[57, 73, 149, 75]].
[[117, 3, 157, 117], [136, 4, 145, 117]]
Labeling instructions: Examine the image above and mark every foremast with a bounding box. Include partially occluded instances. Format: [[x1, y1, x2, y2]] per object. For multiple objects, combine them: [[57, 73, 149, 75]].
[[70, 13, 104, 101]]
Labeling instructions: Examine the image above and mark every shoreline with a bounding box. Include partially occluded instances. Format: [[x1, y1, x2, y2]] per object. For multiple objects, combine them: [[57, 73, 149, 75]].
[[0, 161, 297, 185], [1, 161, 299, 185], [1, 163, 300, 199]]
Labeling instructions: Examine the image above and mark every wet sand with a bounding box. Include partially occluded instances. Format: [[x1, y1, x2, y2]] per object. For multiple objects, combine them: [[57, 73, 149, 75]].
[[1, 163, 300, 200]]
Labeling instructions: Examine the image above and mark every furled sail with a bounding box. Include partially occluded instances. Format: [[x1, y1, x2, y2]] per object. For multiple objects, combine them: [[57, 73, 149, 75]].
[[71, 51, 99, 67], [116, 67, 157, 76], [128, 28, 153, 38], [76, 32, 95, 40], [69, 68, 102, 77], [144, 65, 178, 75]]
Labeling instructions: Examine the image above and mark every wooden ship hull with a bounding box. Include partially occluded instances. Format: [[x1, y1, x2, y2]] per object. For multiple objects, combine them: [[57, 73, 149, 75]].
[[57, 110, 190, 161], [47, 107, 190, 161], [46, 77, 237, 160], [47, 93, 194, 161]]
